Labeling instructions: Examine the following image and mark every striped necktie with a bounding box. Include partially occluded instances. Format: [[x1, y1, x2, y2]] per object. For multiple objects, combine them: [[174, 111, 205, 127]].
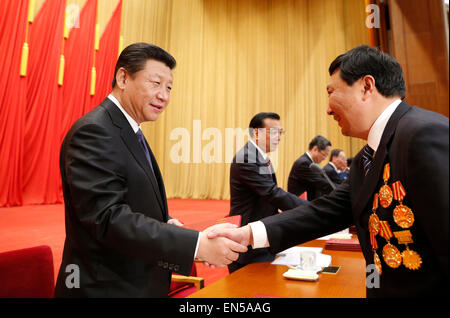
[[136, 129, 155, 175], [361, 144, 375, 176]]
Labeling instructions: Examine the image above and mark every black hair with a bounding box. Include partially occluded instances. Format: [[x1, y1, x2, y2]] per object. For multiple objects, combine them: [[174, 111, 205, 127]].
[[308, 135, 331, 151], [112, 42, 176, 88], [248, 112, 280, 137], [328, 45, 406, 99], [329, 148, 343, 161]]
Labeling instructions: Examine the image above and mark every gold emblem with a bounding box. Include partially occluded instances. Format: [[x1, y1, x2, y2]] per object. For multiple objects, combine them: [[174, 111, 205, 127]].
[[401, 249, 422, 270], [369, 213, 380, 235], [393, 204, 414, 228], [379, 184, 393, 208], [382, 243, 402, 268]]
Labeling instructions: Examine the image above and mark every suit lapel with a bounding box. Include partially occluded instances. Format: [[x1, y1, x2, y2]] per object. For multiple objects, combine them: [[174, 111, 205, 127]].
[[246, 141, 275, 180], [102, 99, 165, 214], [353, 101, 411, 219]]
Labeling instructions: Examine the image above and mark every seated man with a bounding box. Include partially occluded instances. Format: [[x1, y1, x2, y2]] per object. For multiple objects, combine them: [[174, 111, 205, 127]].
[[228, 112, 305, 273], [287, 135, 332, 200], [324, 148, 347, 185]]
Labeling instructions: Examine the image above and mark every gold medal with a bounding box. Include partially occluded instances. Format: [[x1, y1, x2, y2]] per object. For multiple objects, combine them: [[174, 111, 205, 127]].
[[374, 252, 382, 275], [369, 193, 380, 235], [369, 214, 380, 235], [392, 181, 415, 228], [401, 249, 422, 270], [393, 204, 414, 228], [382, 243, 402, 268], [379, 185, 393, 208], [379, 164, 393, 208]]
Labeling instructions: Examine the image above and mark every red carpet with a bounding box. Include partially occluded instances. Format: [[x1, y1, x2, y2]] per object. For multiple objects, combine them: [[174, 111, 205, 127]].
[[0, 199, 231, 288]]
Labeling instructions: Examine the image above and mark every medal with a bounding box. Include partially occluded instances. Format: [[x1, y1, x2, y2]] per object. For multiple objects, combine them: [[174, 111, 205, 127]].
[[369, 194, 380, 235], [393, 230, 422, 270], [378, 164, 393, 208], [401, 248, 422, 270], [392, 181, 414, 228], [379, 220, 402, 268], [382, 243, 402, 268]]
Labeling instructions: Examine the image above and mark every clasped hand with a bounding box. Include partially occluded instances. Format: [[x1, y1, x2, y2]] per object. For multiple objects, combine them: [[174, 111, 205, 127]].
[[196, 223, 253, 268], [196, 224, 253, 268]]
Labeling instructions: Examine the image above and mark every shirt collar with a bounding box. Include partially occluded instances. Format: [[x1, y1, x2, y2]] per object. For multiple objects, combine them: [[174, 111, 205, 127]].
[[305, 152, 313, 162], [367, 99, 402, 152], [249, 139, 268, 161], [108, 94, 141, 133]]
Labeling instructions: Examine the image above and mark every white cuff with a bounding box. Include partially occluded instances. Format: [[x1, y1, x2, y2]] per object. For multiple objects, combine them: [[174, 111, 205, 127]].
[[193, 232, 201, 258], [249, 221, 270, 248]]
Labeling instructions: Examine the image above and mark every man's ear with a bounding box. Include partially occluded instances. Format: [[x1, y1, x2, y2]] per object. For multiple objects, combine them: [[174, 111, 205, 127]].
[[361, 75, 376, 101], [115, 67, 128, 89]]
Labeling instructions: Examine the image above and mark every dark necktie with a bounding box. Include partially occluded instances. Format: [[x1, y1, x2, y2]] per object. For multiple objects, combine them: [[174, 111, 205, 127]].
[[362, 144, 375, 176], [266, 159, 273, 175], [136, 129, 155, 175]]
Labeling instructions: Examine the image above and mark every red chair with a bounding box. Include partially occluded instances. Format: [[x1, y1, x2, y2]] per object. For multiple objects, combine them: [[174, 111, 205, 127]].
[[0, 245, 54, 298]]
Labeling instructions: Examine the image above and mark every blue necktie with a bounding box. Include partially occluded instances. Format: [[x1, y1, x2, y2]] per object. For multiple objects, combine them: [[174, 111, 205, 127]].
[[362, 144, 374, 176], [136, 129, 155, 175]]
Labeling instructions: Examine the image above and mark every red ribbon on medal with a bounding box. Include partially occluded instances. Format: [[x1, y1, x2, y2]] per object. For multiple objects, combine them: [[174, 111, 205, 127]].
[[382, 163, 390, 183], [379, 220, 393, 240], [370, 233, 378, 250], [392, 181, 406, 202], [372, 193, 378, 210]]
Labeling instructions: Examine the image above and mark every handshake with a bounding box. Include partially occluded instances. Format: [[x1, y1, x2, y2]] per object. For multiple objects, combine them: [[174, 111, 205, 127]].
[[196, 223, 254, 268]]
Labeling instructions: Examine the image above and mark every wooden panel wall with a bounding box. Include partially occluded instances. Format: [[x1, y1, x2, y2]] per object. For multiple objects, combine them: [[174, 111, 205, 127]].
[[389, 0, 449, 117]]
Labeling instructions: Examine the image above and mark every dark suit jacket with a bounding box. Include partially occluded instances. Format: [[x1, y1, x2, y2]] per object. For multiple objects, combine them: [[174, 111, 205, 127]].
[[229, 141, 304, 266], [261, 102, 449, 297], [287, 153, 333, 200], [54, 98, 198, 297], [324, 162, 343, 185]]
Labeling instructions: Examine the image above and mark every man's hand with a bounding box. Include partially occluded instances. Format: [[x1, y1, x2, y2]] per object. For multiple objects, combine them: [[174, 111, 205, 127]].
[[167, 218, 184, 227], [207, 224, 253, 248], [196, 223, 248, 267]]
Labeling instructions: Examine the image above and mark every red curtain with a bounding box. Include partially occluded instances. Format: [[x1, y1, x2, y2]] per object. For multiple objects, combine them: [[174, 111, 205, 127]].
[[0, 0, 122, 207], [61, 0, 97, 137], [0, 0, 29, 207], [90, 0, 122, 108], [22, 0, 66, 205]]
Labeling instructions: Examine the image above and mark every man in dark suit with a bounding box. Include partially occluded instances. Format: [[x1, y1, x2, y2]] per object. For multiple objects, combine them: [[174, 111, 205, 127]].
[[54, 43, 246, 297], [324, 148, 347, 185], [209, 45, 449, 297], [228, 112, 304, 273], [287, 135, 333, 200]]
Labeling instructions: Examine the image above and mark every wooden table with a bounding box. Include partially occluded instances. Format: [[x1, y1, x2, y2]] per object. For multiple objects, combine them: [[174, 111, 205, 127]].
[[189, 240, 366, 298]]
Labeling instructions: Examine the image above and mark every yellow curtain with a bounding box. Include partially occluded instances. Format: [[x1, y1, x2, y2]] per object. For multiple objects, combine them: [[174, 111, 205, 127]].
[[42, 0, 368, 199], [122, 0, 369, 199]]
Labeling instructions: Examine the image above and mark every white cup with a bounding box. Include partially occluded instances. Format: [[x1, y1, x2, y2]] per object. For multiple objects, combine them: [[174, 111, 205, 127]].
[[299, 251, 316, 271]]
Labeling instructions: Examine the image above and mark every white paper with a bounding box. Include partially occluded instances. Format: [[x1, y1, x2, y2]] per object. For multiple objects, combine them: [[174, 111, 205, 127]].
[[317, 228, 353, 240]]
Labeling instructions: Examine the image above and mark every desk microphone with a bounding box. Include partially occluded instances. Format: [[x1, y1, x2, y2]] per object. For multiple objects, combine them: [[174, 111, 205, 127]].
[[309, 163, 337, 190]]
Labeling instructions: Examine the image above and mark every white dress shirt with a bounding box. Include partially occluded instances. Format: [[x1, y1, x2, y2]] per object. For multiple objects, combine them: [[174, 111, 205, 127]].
[[250, 99, 402, 248]]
